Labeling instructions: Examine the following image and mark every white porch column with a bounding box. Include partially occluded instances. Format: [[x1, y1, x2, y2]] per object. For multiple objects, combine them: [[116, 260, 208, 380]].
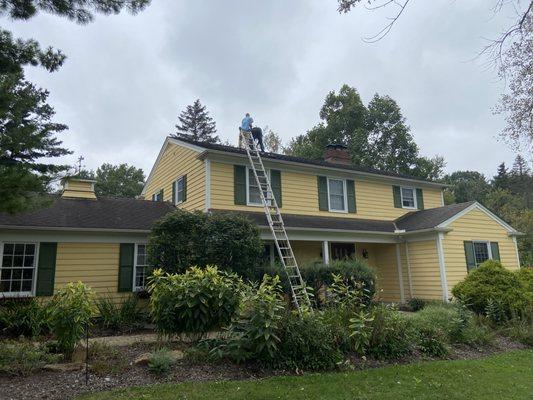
[[395, 243, 405, 303], [322, 241, 330, 265]]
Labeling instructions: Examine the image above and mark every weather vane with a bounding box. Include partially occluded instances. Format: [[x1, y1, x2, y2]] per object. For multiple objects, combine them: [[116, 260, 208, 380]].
[[76, 155, 85, 174]]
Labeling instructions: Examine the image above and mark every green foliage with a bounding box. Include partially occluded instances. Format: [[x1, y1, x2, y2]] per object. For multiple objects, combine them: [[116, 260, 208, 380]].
[[500, 318, 533, 347], [0, 340, 60, 376], [94, 295, 144, 332], [367, 304, 413, 359], [88, 341, 129, 375], [148, 348, 173, 377], [285, 85, 444, 180], [415, 324, 449, 357], [148, 267, 242, 338], [148, 209, 263, 279], [327, 273, 371, 311], [0, 298, 51, 338], [213, 275, 284, 363], [452, 260, 531, 320], [50, 282, 95, 358], [173, 99, 219, 143], [268, 312, 344, 371], [443, 171, 491, 204], [407, 297, 427, 312], [348, 310, 374, 355], [412, 304, 468, 343], [78, 163, 145, 198]]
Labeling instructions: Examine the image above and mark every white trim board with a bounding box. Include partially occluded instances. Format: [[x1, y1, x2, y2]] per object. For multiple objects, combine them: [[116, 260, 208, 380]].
[[436, 232, 449, 302]]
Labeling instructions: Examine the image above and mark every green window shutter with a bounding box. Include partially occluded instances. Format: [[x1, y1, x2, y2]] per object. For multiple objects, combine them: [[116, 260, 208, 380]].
[[393, 186, 402, 208], [118, 243, 134, 292], [317, 176, 328, 211], [172, 181, 176, 204], [234, 165, 247, 205], [416, 188, 424, 210], [160, 188, 164, 202], [490, 242, 500, 261], [346, 179, 357, 213], [270, 170, 282, 207], [36, 242, 57, 296], [463, 241, 476, 271], [182, 174, 187, 202]]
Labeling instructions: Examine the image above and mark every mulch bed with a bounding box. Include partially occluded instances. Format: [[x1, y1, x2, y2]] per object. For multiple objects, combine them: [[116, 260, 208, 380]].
[[0, 337, 528, 400]]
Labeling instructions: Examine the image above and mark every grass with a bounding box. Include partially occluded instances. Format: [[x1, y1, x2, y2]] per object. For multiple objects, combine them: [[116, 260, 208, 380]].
[[79, 350, 532, 400]]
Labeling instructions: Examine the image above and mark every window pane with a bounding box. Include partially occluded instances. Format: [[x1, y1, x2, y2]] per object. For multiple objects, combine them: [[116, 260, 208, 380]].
[[24, 256, 34, 267], [13, 256, 23, 267], [401, 187, 415, 207], [329, 180, 344, 196], [248, 169, 267, 204], [14, 244, 24, 255], [25, 244, 35, 254], [474, 242, 489, 265], [330, 194, 345, 210], [4, 244, 14, 254], [328, 179, 345, 210], [1, 242, 36, 293]]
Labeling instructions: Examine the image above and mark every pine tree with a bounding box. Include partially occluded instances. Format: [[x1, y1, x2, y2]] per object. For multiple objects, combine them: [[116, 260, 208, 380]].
[[173, 99, 219, 143], [493, 162, 509, 190]]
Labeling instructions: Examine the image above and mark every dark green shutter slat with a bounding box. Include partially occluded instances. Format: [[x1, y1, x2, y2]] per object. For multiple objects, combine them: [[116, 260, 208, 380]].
[[317, 176, 328, 211], [416, 188, 424, 210], [393, 186, 402, 208], [346, 179, 356, 213], [270, 170, 282, 207], [234, 165, 247, 205], [160, 188, 164, 202], [118, 243, 134, 292], [490, 242, 500, 261], [36, 242, 57, 296], [464, 241, 476, 271], [172, 181, 176, 204], [182, 175, 187, 202]]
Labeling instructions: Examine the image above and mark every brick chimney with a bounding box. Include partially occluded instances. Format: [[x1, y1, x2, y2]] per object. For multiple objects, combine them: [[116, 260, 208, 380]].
[[323, 144, 351, 165], [61, 177, 97, 199]]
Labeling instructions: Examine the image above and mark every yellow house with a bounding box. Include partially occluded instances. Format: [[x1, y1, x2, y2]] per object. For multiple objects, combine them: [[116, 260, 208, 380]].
[[0, 138, 522, 302]]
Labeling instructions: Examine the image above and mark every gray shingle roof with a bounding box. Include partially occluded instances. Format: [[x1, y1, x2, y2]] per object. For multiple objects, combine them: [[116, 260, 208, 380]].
[[0, 197, 176, 231], [174, 137, 446, 186], [209, 209, 396, 233], [394, 201, 476, 232]]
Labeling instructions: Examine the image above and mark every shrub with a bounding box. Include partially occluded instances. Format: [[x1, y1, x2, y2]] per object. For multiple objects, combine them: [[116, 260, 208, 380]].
[[95, 295, 144, 332], [407, 297, 427, 312], [149, 266, 242, 338], [415, 324, 449, 357], [500, 318, 533, 346], [267, 311, 344, 371], [148, 348, 173, 376], [348, 310, 374, 355], [88, 341, 128, 375], [411, 304, 468, 343], [452, 261, 530, 320], [367, 304, 413, 360], [148, 209, 263, 279], [0, 340, 60, 376], [213, 275, 285, 363], [0, 298, 52, 338], [50, 282, 95, 358]]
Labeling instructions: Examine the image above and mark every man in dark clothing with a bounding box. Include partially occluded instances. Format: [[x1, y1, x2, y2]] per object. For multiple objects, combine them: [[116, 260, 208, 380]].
[[251, 126, 265, 152]]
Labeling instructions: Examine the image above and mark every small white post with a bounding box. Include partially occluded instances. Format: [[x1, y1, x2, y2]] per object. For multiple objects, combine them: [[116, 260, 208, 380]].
[[395, 243, 405, 303], [322, 241, 330, 265]]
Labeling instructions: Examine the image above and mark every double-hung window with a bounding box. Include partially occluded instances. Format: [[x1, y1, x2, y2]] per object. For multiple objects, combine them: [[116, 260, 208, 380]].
[[152, 190, 163, 202], [0, 242, 37, 296], [134, 244, 149, 291], [174, 177, 185, 204], [473, 241, 490, 265], [400, 187, 416, 209], [247, 169, 270, 206], [328, 178, 346, 212]]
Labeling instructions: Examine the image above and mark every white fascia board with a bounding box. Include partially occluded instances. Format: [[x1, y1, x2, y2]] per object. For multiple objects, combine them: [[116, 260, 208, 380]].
[[258, 227, 399, 243], [200, 150, 447, 189], [141, 137, 205, 197], [0, 228, 148, 243], [436, 202, 519, 234]]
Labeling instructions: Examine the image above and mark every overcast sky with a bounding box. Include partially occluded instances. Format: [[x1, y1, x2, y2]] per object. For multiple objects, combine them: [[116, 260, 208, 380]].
[[4, 0, 528, 178]]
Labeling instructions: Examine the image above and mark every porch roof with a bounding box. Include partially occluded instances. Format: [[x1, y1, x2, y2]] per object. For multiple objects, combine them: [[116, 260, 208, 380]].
[[395, 201, 475, 231]]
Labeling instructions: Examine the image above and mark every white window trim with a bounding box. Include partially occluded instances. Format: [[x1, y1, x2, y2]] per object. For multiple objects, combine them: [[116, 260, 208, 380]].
[[132, 243, 148, 292], [152, 189, 163, 202], [472, 240, 493, 265], [400, 186, 417, 210], [246, 168, 271, 207], [0, 241, 39, 298], [174, 176, 185, 205], [327, 177, 348, 213]]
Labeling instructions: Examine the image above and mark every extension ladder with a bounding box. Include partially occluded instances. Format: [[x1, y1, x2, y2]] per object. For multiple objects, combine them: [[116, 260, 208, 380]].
[[240, 129, 311, 312]]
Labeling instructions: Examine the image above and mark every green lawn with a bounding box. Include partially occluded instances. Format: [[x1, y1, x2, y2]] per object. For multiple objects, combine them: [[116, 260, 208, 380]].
[[80, 350, 532, 400]]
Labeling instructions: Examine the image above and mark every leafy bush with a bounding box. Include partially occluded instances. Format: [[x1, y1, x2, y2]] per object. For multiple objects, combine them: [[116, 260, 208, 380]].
[[148, 348, 173, 376], [500, 318, 533, 347], [0, 340, 60, 376], [452, 261, 530, 320], [267, 312, 344, 371], [95, 295, 144, 332], [412, 304, 468, 343], [213, 275, 285, 363], [88, 341, 128, 375], [149, 267, 242, 338], [50, 282, 95, 358], [148, 209, 263, 279], [407, 297, 427, 312], [415, 324, 449, 357], [367, 304, 413, 360], [0, 298, 52, 338], [349, 310, 374, 355]]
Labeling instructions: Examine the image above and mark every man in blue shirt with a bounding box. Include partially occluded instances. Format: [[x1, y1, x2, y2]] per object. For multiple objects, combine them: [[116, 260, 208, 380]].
[[241, 113, 253, 131]]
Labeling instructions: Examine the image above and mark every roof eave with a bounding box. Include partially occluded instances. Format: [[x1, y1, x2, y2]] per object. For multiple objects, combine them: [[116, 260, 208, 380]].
[[0, 225, 151, 234]]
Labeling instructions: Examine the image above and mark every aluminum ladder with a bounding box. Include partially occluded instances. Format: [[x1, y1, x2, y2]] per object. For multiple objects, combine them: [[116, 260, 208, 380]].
[[240, 129, 311, 312]]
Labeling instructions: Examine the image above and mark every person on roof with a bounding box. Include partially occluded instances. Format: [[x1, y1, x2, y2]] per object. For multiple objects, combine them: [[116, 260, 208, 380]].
[[241, 113, 253, 132], [251, 126, 265, 152]]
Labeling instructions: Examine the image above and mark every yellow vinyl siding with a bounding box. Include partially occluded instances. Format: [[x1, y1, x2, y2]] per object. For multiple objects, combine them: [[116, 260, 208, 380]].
[[443, 208, 519, 294], [370, 244, 402, 302], [54, 243, 130, 302], [210, 161, 442, 220], [144, 143, 205, 211], [405, 239, 443, 300], [292, 241, 322, 265]]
